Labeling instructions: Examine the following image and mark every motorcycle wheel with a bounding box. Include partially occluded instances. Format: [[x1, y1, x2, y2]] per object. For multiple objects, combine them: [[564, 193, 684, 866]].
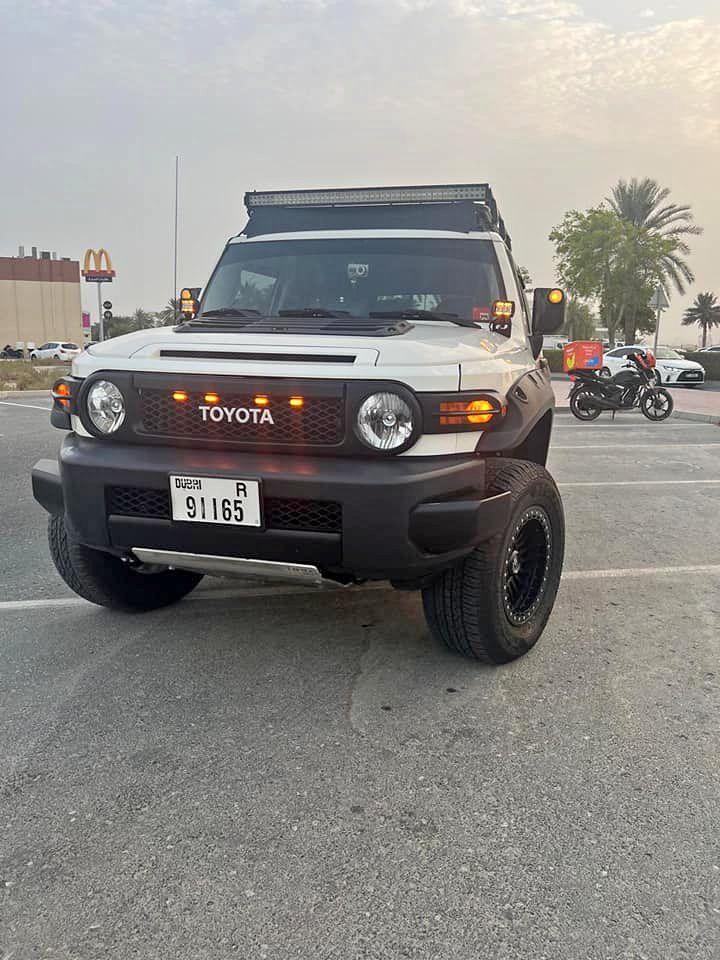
[[640, 388, 674, 422], [570, 389, 602, 421]]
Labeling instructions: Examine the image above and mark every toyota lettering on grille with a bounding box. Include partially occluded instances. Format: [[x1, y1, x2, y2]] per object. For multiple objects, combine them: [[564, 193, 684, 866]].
[[199, 404, 275, 425]]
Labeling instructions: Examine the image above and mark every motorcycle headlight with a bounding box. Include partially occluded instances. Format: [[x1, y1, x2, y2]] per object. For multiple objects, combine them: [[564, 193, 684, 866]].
[[86, 380, 126, 434], [356, 392, 414, 451]]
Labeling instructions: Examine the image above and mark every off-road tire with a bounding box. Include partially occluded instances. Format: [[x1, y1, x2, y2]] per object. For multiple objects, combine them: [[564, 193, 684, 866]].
[[422, 459, 564, 664], [48, 514, 203, 611]]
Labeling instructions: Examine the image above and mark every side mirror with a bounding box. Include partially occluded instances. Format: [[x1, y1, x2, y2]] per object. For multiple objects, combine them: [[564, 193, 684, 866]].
[[532, 288, 566, 334], [179, 287, 202, 319]]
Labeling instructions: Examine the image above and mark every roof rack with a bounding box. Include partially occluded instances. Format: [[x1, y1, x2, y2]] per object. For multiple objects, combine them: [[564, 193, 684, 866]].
[[243, 183, 511, 248]]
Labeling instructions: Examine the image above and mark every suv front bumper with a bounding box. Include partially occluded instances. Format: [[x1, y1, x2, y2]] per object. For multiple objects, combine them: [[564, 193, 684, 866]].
[[32, 435, 511, 583]]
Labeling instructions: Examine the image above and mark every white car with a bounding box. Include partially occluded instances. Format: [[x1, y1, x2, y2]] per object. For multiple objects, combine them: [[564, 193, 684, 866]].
[[600, 345, 705, 387], [29, 341, 81, 361]]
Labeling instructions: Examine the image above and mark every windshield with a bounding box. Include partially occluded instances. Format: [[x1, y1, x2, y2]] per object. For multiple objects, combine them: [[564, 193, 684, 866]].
[[201, 237, 505, 324], [654, 347, 683, 359]]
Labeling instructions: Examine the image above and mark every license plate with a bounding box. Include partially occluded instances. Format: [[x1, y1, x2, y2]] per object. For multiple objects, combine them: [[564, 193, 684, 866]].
[[169, 475, 261, 527], [686, 372, 700, 378]]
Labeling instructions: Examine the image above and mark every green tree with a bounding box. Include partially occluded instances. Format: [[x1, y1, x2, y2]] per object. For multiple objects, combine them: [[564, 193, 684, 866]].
[[550, 206, 672, 344], [608, 177, 702, 295], [682, 292, 720, 348], [91, 307, 159, 341], [563, 300, 596, 341], [156, 298, 180, 326]]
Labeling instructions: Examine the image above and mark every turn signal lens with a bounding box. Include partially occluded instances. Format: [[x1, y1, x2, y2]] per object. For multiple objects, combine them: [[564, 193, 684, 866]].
[[172, 390, 189, 402], [289, 396, 304, 409], [466, 399, 496, 424], [52, 380, 71, 409], [439, 398, 501, 426], [203, 392, 220, 404], [492, 300, 515, 321], [548, 288, 564, 305], [254, 395, 270, 406]]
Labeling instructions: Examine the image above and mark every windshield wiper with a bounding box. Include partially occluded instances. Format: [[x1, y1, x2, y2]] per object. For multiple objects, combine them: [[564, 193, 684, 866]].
[[278, 308, 351, 318], [369, 309, 479, 329], [198, 307, 263, 318]]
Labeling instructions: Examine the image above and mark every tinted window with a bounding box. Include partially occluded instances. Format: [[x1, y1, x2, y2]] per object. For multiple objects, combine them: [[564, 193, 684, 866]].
[[202, 238, 505, 324], [61, 343, 78, 350]]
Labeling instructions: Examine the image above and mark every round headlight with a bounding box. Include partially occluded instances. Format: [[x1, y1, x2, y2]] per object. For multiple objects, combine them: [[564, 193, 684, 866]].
[[87, 380, 126, 434], [356, 392, 414, 451]]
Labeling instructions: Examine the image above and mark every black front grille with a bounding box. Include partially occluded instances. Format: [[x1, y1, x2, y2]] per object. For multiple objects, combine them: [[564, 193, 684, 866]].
[[108, 486, 170, 519], [263, 498, 341, 533], [138, 389, 344, 446], [107, 486, 342, 534]]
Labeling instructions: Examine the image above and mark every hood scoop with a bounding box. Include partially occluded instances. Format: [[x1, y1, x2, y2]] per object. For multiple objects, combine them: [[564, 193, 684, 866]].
[[160, 349, 357, 364]]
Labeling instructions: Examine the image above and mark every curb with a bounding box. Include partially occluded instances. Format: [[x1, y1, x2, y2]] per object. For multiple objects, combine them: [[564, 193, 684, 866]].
[[0, 390, 52, 400], [554, 406, 719, 425]]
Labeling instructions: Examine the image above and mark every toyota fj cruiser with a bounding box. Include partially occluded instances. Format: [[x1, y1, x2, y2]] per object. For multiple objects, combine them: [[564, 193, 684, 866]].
[[32, 183, 566, 663]]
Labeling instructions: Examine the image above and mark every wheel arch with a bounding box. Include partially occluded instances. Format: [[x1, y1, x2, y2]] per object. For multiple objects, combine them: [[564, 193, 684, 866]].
[[476, 369, 555, 467], [504, 409, 553, 466]]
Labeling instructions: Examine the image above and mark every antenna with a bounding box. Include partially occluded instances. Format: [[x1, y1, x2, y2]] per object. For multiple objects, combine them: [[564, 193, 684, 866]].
[[173, 156, 179, 320]]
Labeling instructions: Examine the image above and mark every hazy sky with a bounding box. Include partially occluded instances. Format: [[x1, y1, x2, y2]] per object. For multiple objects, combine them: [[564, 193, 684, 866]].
[[2, 0, 719, 344]]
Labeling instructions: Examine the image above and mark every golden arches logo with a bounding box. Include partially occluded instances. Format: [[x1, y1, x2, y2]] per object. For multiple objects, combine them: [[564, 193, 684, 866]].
[[82, 248, 115, 279]]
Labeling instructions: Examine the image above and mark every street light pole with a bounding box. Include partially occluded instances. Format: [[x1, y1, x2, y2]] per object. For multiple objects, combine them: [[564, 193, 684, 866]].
[[97, 282, 104, 342], [173, 155, 179, 320], [653, 306, 661, 353]]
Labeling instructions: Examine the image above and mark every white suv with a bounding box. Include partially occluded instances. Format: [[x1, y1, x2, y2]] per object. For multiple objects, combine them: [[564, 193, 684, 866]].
[[30, 341, 81, 361], [32, 183, 568, 665]]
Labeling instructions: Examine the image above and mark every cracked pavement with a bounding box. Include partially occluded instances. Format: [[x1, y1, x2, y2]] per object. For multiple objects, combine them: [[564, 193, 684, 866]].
[[1, 400, 719, 959]]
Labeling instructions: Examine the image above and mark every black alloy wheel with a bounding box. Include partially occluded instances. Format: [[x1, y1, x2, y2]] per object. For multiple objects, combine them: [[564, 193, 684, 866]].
[[502, 507, 552, 627]]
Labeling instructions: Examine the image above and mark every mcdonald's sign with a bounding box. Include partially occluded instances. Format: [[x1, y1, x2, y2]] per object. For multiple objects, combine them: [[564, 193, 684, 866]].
[[82, 248, 116, 282]]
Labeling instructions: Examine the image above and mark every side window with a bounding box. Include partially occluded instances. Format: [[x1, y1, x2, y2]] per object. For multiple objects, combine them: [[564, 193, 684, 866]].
[[507, 256, 531, 334]]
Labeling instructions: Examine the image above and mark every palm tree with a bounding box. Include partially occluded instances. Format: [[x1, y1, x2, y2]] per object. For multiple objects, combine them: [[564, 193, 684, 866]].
[[156, 298, 180, 326], [682, 292, 720, 348], [608, 177, 702, 294]]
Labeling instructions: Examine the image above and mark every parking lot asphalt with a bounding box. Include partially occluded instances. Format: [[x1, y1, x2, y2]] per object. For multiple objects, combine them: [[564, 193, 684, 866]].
[[1, 398, 719, 959]]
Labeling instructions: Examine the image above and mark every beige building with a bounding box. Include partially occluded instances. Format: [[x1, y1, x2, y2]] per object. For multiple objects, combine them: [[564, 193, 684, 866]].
[[0, 253, 83, 348]]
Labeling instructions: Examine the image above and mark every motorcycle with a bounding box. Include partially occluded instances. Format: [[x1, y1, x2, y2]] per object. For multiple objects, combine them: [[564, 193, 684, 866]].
[[1, 345, 24, 359], [568, 351, 674, 422]]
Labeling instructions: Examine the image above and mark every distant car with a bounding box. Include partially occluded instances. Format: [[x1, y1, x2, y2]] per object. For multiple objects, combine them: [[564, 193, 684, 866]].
[[29, 341, 81, 361], [698, 345, 720, 352], [600, 345, 705, 387]]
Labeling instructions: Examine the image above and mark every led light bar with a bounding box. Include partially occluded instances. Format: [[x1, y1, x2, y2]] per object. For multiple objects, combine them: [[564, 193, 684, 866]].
[[245, 183, 490, 209]]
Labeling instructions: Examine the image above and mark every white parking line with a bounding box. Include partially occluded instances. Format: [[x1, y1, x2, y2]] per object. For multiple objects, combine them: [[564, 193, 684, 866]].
[[562, 564, 720, 580], [0, 400, 52, 411], [552, 443, 720, 450], [3, 564, 720, 612], [560, 480, 720, 487]]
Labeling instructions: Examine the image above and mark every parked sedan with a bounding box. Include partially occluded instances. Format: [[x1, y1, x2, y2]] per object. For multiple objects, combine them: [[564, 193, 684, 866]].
[[600, 345, 705, 387], [29, 341, 81, 361]]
